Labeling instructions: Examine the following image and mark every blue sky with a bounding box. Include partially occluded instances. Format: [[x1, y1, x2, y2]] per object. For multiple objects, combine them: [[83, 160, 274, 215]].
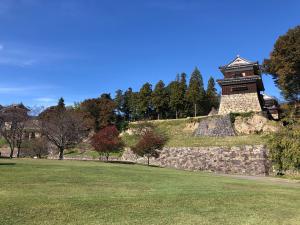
[[0, 0, 299, 107]]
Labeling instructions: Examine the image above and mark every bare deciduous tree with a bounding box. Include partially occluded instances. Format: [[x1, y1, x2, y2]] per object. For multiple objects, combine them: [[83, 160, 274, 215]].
[[0, 105, 29, 158], [39, 99, 91, 160], [22, 136, 49, 158]]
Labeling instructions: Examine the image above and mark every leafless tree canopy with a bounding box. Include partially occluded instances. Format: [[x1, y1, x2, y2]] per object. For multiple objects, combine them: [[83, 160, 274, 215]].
[[22, 137, 49, 158], [0, 105, 29, 158], [39, 107, 91, 160]]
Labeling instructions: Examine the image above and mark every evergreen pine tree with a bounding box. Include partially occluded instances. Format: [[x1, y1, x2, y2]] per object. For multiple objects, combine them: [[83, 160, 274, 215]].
[[152, 80, 168, 120], [123, 88, 133, 121], [130, 92, 140, 120], [114, 89, 124, 115], [57, 97, 66, 112], [186, 67, 206, 117], [137, 83, 153, 119], [206, 76, 219, 111], [168, 80, 181, 119], [179, 73, 188, 117]]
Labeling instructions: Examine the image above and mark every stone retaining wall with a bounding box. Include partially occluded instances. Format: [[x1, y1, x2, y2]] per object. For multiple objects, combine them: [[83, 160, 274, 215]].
[[121, 145, 270, 176], [194, 115, 235, 137], [218, 93, 262, 115]]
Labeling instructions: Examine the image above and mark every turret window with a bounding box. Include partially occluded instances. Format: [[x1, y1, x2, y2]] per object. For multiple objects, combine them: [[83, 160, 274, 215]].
[[231, 86, 248, 92], [234, 72, 242, 78]]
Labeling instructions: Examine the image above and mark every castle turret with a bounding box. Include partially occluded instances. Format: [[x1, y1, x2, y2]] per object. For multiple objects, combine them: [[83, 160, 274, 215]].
[[217, 56, 264, 115]]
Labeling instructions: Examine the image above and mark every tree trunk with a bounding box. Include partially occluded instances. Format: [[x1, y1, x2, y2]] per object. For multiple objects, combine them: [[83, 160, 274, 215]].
[[147, 156, 150, 166], [106, 153, 109, 162], [9, 148, 14, 158], [17, 147, 21, 158], [157, 113, 160, 120], [175, 110, 178, 119], [58, 148, 64, 160], [8, 142, 14, 158], [194, 103, 197, 117]]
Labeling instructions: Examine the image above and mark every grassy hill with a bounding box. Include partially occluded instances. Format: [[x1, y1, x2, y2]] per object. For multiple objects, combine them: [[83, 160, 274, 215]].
[[0, 115, 272, 159], [122, 117, 266, 148], [0, 159, 299, 225]]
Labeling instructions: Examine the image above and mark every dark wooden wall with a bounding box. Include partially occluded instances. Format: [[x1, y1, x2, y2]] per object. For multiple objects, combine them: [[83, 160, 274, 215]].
[[221, 82, 258, 95], [224, 70, 256, 79]]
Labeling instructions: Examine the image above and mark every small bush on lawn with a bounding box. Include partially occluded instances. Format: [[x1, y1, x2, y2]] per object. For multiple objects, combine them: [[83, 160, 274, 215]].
[[267, 123, 300, 174], [91, 125, 124, 161], [132, 130, 167, 166]]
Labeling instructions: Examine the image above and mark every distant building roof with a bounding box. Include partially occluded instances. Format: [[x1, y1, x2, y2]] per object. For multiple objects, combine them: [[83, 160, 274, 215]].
[[262, 94, 277, 101], [0, 104, 30, 112], [219, 55, 259, 71]]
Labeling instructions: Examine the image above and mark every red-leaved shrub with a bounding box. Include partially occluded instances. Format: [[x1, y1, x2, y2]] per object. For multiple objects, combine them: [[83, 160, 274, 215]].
[[91, 125, 123, 161], [132, 130, 167, 166]]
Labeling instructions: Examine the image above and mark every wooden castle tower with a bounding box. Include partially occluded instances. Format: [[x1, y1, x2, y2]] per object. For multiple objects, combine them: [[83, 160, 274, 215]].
[[217, 56, 264, 114]]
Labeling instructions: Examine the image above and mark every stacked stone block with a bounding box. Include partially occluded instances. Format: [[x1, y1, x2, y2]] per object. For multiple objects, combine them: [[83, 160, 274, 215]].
[[121, 145, 270, 176], [218, 93, 262, 115]]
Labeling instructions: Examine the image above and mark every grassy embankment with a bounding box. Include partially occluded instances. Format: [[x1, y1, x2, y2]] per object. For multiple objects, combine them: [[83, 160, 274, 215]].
[[0, 115, 272, 158], [0, 159, 299, 225], [122, 117, 266, 148]]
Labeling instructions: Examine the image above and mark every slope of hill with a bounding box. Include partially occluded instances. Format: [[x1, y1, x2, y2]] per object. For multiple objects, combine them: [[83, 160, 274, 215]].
[[122, 115, 274, 148]]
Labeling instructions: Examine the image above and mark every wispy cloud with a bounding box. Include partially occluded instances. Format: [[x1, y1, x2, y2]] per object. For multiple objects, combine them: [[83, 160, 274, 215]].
[[0, 42, 74, 67], [33, 97, 58, 107], [0, 85, 57, 94], [34, 97, 57, 103], [33, 97, 75, 107], [0, 87, 27, 93]]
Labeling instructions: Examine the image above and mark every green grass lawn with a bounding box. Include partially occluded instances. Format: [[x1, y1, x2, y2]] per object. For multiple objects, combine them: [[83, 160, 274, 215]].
[[1, 159, 299, 225], [64, 149, 122, 160], [123, 119, 266, 148]]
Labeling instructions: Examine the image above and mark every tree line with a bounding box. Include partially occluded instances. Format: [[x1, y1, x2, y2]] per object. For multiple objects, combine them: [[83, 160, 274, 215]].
[[76, 67, 219, 132], [113, 68, 219, 122]]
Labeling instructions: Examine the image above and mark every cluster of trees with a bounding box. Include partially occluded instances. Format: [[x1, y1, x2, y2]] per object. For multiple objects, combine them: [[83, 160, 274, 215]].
[[114, 68, 219, 121], [265, 25, 300, 173], [74, 68, 219, 133], [0, 97, 167, 161]]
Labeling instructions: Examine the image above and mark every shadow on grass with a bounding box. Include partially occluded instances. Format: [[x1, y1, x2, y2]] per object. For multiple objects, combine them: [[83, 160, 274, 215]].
[[103, 160, 136, 165], [102, 160, 161, 168], [0, 157, 16, 166], [0, 162, 16, 166], [140, 164, 160, 168]]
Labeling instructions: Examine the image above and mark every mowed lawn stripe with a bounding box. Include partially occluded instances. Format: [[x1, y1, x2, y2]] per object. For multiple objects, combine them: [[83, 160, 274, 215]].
[[0, 159, 299, 225]]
